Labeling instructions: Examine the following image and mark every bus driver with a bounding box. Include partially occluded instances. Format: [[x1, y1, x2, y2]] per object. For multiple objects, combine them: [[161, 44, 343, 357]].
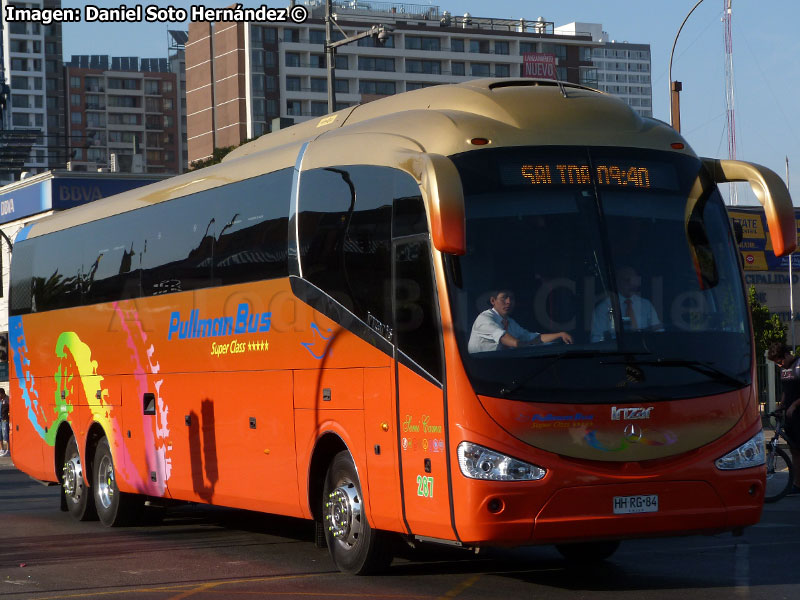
[[468, 289, 573, 353]]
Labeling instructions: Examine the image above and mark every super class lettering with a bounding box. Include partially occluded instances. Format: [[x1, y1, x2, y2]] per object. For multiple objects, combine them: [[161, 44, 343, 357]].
[[168, 302, 270, 341]]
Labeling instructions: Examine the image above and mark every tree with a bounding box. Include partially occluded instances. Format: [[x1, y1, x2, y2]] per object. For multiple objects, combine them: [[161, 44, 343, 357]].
[[749, 285, 787, 359], [189, 135, 265, 171]]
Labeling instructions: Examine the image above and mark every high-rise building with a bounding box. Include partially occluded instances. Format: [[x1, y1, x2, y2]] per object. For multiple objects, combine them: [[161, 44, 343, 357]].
[[1, 0, 68, 181], [186, 1, 652, 164], [555, 22, 652, 118], [168, 30, 189, 172], [64, 56, 181, 174]]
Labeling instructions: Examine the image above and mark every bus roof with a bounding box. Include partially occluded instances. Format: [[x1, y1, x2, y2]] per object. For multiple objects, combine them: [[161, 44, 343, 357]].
[[22, 78, 691, 240]]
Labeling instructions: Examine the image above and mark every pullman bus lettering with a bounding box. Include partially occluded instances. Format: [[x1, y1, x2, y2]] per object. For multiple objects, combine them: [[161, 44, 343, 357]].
[[168, 302, 271, 340]]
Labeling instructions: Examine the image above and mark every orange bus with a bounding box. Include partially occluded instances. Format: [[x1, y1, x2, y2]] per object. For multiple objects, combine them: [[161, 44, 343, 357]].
[[8, 80, 795, 573]]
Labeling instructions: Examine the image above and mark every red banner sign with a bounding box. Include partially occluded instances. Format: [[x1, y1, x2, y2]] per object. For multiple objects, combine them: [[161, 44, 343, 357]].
[[522, 53, 557, 79]]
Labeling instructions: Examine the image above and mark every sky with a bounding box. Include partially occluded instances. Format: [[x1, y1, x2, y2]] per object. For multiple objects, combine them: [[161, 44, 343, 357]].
[[59, 0, 800, 204]]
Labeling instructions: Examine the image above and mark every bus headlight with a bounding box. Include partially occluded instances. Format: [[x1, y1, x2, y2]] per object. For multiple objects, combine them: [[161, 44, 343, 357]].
[[457, 441, 546, 481], [715, 431, 765, 470]]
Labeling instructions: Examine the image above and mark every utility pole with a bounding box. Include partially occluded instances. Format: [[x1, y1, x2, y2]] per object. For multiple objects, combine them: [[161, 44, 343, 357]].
[[669, 0, 706, 131], [325, 0, 391, 114]]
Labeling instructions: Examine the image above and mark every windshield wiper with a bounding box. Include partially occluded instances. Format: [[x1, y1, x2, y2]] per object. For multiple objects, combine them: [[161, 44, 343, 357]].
[[499, 350, 646, 398], [601, 357, 746, 389]]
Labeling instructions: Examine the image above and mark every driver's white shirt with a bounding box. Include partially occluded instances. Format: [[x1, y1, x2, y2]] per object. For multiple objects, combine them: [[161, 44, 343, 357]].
[[468, 308, 539, 353]]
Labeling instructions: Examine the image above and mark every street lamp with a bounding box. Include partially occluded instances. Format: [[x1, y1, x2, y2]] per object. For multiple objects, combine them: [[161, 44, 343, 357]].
[[669, 0, 706, 132], [325, 0, 391, 113]]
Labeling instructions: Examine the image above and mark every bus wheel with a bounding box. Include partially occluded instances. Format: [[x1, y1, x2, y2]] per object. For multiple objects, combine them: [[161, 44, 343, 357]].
[[62, 435, 96, 521], [555, 540, 620, 563], [94, 437, 143, 526], [322, 450, 392, 574]]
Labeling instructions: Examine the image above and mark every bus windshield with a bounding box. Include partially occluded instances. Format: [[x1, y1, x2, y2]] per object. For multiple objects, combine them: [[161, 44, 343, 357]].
[[446, 147, 750, 403]]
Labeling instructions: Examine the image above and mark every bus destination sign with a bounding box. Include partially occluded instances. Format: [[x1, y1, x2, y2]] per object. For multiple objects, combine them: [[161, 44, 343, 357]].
[[500, 159, 680, 191]]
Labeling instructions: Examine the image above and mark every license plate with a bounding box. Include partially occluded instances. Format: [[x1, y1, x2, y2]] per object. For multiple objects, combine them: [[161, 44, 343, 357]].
[[613, 494, 658, 514]]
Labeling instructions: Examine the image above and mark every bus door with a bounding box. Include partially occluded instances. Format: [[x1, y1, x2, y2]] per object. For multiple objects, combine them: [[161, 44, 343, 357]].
[[393, 236, 455, 541]]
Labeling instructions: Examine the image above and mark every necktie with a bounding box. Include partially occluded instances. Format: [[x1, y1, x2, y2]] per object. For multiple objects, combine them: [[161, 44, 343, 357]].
[[624, 298, 638, 329]]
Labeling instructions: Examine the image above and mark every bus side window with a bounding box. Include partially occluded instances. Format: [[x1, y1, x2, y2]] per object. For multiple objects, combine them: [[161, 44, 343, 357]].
[[299, 166, 392, 329], [394, 238, 443, 383]]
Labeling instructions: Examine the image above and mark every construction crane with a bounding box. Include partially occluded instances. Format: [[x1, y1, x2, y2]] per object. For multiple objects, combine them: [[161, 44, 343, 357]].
[[723, 0, 738, 204]]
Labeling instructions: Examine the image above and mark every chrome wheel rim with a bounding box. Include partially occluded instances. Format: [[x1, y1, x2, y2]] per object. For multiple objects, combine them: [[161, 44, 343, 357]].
[[97, 454, 115, 509], [62, 455, 84, 502], [325, 478, 362, 547]]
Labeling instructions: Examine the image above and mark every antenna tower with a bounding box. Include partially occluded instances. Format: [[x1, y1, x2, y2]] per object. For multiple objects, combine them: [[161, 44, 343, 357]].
[[723, 0, 738, 204]]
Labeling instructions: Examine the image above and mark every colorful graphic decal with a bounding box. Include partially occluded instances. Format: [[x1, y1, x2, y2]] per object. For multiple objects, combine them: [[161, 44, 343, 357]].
[[9, 316, 46, 439], [116, 301, 172, 495], [301, 322, 333, 359], [584, 426, 678, 452]]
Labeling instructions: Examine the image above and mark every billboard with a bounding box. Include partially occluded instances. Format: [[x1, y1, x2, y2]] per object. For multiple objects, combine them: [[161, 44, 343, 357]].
[[522, 53, 557, 79], [729, 208, 800, 271]]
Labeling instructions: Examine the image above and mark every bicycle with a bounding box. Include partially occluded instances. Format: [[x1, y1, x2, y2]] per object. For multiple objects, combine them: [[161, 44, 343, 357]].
[[764, 408, 796, 503]]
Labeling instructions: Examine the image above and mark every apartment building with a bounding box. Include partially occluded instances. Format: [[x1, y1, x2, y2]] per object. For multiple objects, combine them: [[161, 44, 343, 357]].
[[555, 22, 652, 118], [1, 0, 67, 181], [65, 56, 181, 174], [187, 1, 652, 164]]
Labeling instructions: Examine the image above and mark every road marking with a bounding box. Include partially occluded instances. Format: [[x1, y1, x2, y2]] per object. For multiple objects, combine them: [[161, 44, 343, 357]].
[[438, 574, 482, 599]]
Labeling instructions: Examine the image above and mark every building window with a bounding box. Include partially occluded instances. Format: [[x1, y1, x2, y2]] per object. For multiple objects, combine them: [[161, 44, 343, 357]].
[[251, 50, 264, 70], [87, 113, 107, 127], [310, 78, 326, 92], [163, 81, 174, 93], [519, 42, 536, 54], [265, 75, 276, 91], [335, 79, 349, 93], [470, 63, 490, 77], [71, 112, 82, 124], [451, 39, 465, 52], [287, 100, 301, 116], [144, 80, 159, 94], [266, 98, 277, 115], [494, 64, 510, 77], [252, 76, 265, 93], [359, 80, 396, 95], [145, 97, 161, 111], [11, 58, 27, 71], [11, 95, 29, 109], [70, 93, 81, 106], [335, 55, 348, 70], [358, 57, 395, 72], [406, 59, 441, 75], [495, 41, 509, 55], [310, 101, 327, 116], [357, 34, 394, 48], [68, 75, 80, 89], [253, 98, 265, 118], [284, 28, 299, 43], [405, 36, 441, 51], [286, 76, 301, 91], [470, 40, 490, 54], [451, 62, 465, 76], [310, 54, 326, 69], [309, 29, 326, 45], [12, 113, 29, 126], [541, 43, 567, 60]]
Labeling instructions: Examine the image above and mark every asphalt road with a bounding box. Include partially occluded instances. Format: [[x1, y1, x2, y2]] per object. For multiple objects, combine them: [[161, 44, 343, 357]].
[[2, 453, 800, 600]]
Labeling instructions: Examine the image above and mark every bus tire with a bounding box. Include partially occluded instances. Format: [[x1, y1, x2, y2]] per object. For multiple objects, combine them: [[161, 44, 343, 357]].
[[555, 540, 620, 563], [323, 450, 392, 574], [62, 435, 97, 521], [93, 437, 143, 526]]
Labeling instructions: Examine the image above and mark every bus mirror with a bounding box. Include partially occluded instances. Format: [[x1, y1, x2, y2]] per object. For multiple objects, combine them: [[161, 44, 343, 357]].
[[418, 154, 466, 255], [703, 158, 796, 256]]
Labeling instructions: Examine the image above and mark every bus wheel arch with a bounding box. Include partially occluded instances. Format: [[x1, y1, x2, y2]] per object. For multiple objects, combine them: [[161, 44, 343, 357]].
[[308, 433, 348, 523]]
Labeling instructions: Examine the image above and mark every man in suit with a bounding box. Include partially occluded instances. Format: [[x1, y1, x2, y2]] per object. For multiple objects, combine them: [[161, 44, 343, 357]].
[[590, 266, 661, 342]]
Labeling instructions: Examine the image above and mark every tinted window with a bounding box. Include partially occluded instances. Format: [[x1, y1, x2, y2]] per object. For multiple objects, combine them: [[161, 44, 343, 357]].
[[12, 169, 292, 314], [298, 166, 392, 326], [298, 167, 424, 329], [394, 238, 442, 382]]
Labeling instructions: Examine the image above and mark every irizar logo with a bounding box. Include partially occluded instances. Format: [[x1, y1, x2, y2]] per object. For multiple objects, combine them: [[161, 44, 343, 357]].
[[611, 406, 654, 421]]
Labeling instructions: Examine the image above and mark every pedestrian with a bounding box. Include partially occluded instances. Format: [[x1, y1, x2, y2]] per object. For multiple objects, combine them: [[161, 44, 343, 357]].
[[0, 388, 8, 457], [767, 342, 800, 493]]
